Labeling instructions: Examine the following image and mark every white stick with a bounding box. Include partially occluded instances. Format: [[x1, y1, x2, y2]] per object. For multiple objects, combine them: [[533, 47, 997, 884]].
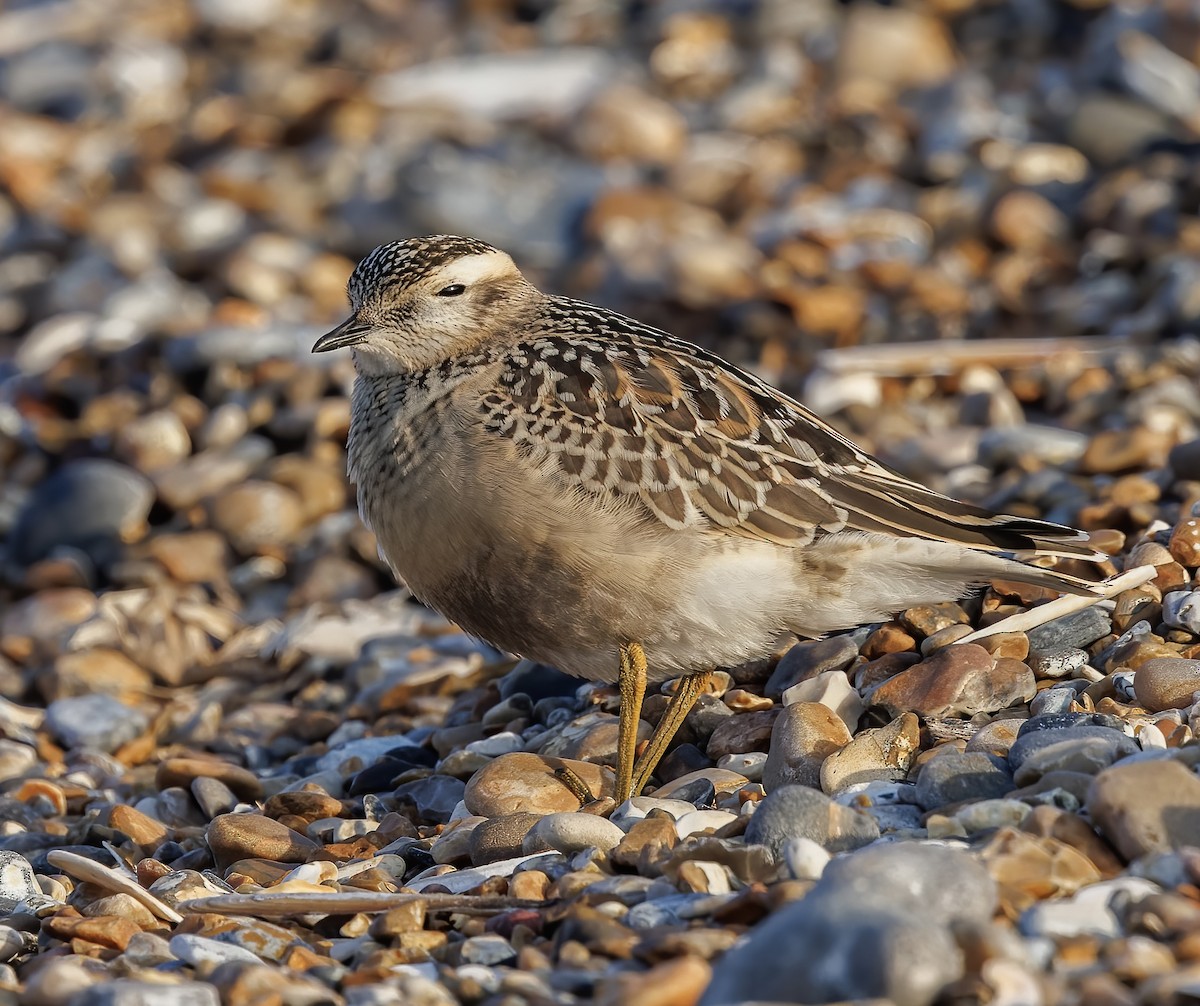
[[956, 564, 1159, 645], [46, 849, 184, 923]]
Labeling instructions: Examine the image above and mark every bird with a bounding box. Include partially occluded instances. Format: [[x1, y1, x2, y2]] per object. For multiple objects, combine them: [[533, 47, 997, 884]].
[[314, 234, 1109, 805]]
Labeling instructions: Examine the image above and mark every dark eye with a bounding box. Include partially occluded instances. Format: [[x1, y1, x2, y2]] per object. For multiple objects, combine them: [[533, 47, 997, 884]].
[[437, 284, 466, 297]]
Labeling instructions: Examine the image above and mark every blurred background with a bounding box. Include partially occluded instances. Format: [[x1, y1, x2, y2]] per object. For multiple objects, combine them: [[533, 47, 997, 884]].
[[0, 0, 1198, 634]]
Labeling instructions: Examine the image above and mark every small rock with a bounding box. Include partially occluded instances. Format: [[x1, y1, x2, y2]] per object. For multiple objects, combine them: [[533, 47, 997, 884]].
[[702, 843, 994, 1006], [524, 812, 625, 855], [744, 784, 879, 860], [763, 702, 852, 791], [868, 645, 1034, 718], [610, 816, 679, 872], [705, 709, 778, 760], [0, 852, 40, 912], [781, 669, 865, 729], [157, 758, 265, 801], [464, 753, 612, 816], [915, 752, 1013, 810], [206, 814, 318, 870], [820, 712, 920, 795], [766, 636, 859, 699], [469, 813, 546, 866], [1087, 759, 1200, 861], [209, 480, 305, 556], [1134, 658, 1200, 711], [9, 459, 153, 567], [1026, 608, 1112, 653], [45, 694, 148, 753]]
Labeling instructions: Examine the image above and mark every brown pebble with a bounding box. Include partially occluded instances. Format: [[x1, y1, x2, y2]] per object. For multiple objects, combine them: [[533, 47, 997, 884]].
[[157, 757, 264, 801], [463, 753, 613, 817], [104, 805, 169, 853], [610, 816, 679, 873], [44, 914, 141, 951], [261, 790, 343, 823], [206, 813, 318, 870], [868, 644, 1034, 718], [976, 632, 1030, 662], [1087, 759, 1200, 861], [596, 950, 712, 1006], [509, 869, 550, 901], [1170, 518, 1200, 568], [706, 709, 779, 760], [369, 902, 427, 940], [1133, 658, 1200, 712]]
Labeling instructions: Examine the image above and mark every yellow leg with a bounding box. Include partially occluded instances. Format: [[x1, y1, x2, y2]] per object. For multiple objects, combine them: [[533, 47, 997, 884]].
[[630, 671, 710, 798], [615, 642, 648, 805]]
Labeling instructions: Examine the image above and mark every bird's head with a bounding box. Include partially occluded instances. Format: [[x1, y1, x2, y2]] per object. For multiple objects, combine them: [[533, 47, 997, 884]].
[[314, 235, 537, 374]]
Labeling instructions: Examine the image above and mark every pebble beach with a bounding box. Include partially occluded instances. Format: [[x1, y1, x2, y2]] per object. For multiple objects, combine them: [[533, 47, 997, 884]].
[[1, 1, 1200, 1004]]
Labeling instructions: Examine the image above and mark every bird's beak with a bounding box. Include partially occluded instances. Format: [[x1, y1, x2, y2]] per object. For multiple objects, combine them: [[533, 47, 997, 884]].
[[313, 316, 371, 353]]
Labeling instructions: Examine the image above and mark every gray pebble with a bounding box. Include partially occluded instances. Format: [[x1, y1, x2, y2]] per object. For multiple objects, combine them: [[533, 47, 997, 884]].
[[915, 752, 1013, 810], [71, 981, 220, 1006], [169, 933, 262, 967], [460, 934, 517, 966], [702, 843, 996, 1006], [190, 778, 239, 819], [9, 459, 153, 567], [1163, 589, 1200, 635], [745, 785, 879, 860], [766, 635, 859, 699], [44, 694, 147, 753], [1028, 647, 1088, 679], [1026, 607, 1111, 652]]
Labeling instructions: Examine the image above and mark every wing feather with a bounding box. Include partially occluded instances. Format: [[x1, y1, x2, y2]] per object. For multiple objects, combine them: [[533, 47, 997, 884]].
[[478, 309, 1102, 559]]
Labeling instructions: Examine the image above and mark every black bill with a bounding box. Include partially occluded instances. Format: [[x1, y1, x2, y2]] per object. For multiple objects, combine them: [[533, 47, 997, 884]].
[[313, 316, 371, 353]]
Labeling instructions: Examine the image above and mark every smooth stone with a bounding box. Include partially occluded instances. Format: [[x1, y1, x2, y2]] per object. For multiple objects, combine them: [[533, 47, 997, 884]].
[[538, 711, 651, 764], [868, 645, 1034, 718], [169, 933, 261, 967], [1026, 608, 1112, 652], [393, 774, 466, 823], [706, 709, 779, 760], [190, 778, 239, 819], [781, 670, 865, 730], [610, 797, 699, 832], [965, 719, 1023, 757], [763, 701, 852, 792], [1088, 759, 1200, 860], [460, 933, 517, 966], [1019, 877, 1161, 939], [610, 816, 679, 872], [652, 769, 748, 800], [675, 810, 738, 838], [44, 694, 147, 753], [782, 837, 830, 881], [497, 660, 580, 701], [72, 981, 221, 1005], [0, 851, 40, 912], [1029, 686, 1080, 717], [820, 713, 920, 795], [915, 752, 1013, 810], [1007, 725, 1138, 775], [206, 814, 318, 870], [9, 459, 153, 567], [524, 812, 624, 855], [744, 785, 879, 861], [1012, 734, 1138, 786], [1134, 658, 1200, 712], [157, 758, 265, 801], [1029, 648, 1089, 679], [717, 751, 766, 782], [701, 843, 995, 1006], [766, 636, 859, 699], [469, 813, 547, 866], [463, 753, 612, 817]]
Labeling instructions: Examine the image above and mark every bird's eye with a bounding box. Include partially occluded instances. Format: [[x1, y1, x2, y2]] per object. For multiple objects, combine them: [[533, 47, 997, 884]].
[[437, 284, 466, 297]]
